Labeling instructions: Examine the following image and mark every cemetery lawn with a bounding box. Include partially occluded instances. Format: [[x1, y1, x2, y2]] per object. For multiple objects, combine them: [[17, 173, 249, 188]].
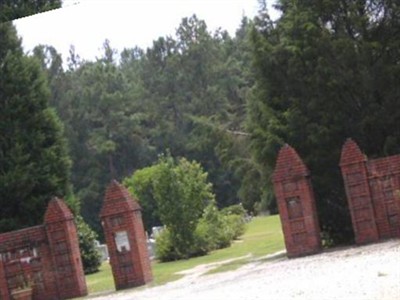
[[85, 215, 284, 295]]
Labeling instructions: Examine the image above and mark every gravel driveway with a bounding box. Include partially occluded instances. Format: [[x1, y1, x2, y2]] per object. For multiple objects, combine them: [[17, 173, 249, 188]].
[[89, 239, 400, 300]]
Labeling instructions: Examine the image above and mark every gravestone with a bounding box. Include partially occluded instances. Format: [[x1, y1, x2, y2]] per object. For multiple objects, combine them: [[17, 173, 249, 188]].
[[272, 144, 321, 257], [100, 180, 152, 290]]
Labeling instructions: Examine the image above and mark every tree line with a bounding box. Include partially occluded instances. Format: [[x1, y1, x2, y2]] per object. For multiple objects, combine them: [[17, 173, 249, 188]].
[[1, 0, 399, 262], [32, 15, 264, 239]]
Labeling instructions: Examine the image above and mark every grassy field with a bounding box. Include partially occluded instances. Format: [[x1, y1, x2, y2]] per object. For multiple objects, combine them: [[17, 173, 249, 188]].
[[85, 215, 284, 295]]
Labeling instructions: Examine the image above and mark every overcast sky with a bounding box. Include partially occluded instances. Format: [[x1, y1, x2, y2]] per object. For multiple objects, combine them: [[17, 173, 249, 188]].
[[13, 0, 278, 64]]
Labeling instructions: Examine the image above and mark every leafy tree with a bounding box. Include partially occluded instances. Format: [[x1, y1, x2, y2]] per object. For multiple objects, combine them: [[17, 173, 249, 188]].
[[249, 0, 400, 243], [152, 154, 214, 260], [125, 157, 247, 261], [123, 165, 162, 234], [1, 0, 62, 22], [136, 15, 258, 210], [0, 23, 75, 232], [0, 25, 100, 275]]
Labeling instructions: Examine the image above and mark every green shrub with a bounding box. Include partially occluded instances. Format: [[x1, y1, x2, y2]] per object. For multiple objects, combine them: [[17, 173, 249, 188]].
[[156, 202, 247, 261], [76, 216, 102, 274], [225, 214, 246, 240], [152, 154, 214, 260], [193, 219, 213, 253], [221, 204, 246, 218], [204, 203, 231, 249], [156, 226, 208, 262], [155, 228, 179, 262]]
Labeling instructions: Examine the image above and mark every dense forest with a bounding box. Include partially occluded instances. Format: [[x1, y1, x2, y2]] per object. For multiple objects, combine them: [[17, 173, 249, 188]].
[[31, 15, 265, 239], [2, 0, 399, 247]]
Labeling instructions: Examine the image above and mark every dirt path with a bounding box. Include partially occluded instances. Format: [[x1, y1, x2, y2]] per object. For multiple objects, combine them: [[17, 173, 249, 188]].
[[89, 240, 400, 300]]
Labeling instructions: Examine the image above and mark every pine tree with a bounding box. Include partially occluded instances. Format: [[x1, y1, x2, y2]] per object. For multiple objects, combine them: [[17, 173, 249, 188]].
[[1, 0, 62, 22], [0, 23, 73, 232], [249, 0, 400, 243]]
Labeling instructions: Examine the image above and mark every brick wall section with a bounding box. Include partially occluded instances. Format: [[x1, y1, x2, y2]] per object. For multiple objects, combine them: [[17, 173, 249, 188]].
[[100, 180, 153, 290], [44, 198, 87, 299], [367, 155, 400, 238], [0, 198, 87, 300], [340, 139, 400, 243], [272, 144, 321, 258], [0, 254, 10, 300]]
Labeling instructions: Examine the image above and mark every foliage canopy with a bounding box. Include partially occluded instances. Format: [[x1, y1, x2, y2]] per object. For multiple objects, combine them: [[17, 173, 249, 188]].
[[0, 23, 74, 232], [249, 0, 400, 243]]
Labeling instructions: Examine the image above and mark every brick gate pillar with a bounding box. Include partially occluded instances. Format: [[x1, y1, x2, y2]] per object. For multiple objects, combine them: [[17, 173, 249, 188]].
[[44, 197, 88, 299], [0, 258, 10, 300], [272, 144, 321, 257], [100, 180, 152, 290], [340, 139, 379, 244]]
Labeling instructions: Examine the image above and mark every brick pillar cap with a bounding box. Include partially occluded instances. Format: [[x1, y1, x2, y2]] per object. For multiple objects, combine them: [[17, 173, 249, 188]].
[[340, 138, 367, 166], [272, 144, 309, 182], [100, 180, 141, 218], [44, 197, 74, 223]]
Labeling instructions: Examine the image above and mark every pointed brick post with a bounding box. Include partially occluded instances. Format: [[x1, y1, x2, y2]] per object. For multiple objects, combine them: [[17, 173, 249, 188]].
[[0, 258, 10, 300], [272, 144, 321, 257], [340, 139, 379, 244], [100, 180, 152, 290], [44, 197, 88, 299]]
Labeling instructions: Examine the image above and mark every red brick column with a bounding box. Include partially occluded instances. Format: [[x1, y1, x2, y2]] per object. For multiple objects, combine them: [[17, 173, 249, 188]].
[[272, 144, 321, 258], [340, 139, 379, 244], [44, 197, 88, 299], [100, 180, 153, 290], [0, 258, 10, 300]]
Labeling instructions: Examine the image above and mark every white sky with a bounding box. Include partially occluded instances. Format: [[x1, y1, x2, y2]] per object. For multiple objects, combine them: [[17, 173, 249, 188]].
[[13, 0, 278, 64]]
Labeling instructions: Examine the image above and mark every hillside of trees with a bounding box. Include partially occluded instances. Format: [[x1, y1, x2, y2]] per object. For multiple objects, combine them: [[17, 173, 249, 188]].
[[32, 15, 265, 239], [2, 0, 399, 247]]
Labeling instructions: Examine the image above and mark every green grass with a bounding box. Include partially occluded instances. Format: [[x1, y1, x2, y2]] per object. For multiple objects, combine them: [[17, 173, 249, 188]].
[[85, 262, 114, 295], [85, 215, 284, 295]]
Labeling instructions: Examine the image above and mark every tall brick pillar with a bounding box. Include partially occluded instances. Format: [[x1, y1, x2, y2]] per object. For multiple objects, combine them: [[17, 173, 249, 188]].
[[340, 139, 379, 244], [44, 197, 88, 299], [100, 180, 153, 290], [0, 258, 10, 300], [272, 144, 321, 258]]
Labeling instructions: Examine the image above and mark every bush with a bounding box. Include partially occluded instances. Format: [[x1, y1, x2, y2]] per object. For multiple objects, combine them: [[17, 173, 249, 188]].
[[155, 203, 248, 261], [198, 203, 232, 250], [225, 214, 246, 240], [155, 228, 179, 262], [76, 216, 102, 274], [194, 203, 246, 252], [156, 226, 209, 262], [221, 204, 246, 218], [152, 154, 214, 260], [193, 219, 214, 254]]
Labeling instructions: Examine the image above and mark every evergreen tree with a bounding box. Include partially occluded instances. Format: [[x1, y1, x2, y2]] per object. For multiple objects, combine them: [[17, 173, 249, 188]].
[[34, 16, 260, 237], [249, 0, 400, 243], [0, 23, 74, 232], [1, 0, 62, 22], [46, 41, 155, 238]]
